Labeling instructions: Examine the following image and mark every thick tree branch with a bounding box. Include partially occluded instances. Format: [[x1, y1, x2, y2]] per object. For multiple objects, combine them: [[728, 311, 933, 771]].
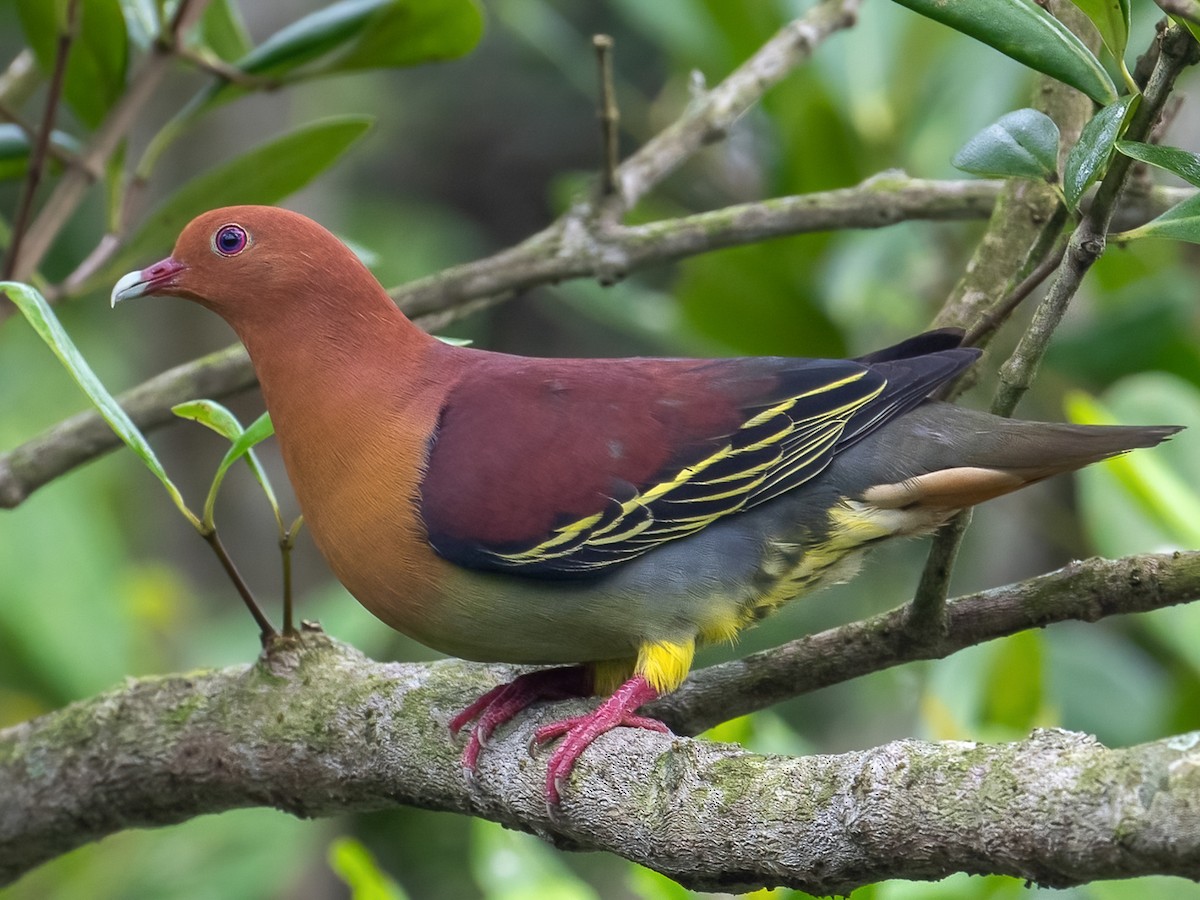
[[2, 551, 1199, 891]]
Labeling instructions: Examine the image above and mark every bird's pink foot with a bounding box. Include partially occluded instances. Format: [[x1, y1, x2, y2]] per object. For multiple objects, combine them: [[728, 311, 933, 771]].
[[450, 666, 591, 772], [532, 675, 666, 806]]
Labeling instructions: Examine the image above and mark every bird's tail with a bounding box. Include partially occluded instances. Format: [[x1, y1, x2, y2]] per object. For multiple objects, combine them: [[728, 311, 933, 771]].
[[856, 403, 1182, 511]]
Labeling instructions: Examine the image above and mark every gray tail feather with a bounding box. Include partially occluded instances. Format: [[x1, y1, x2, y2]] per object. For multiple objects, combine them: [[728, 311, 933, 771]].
[[895, 403, 1182, 480], [973, 420, 1181, 480], [853, 406, 1182, 511]]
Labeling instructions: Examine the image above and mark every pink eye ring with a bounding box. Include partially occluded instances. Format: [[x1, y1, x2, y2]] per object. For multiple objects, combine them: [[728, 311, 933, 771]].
[[213, 224, 248, 256]]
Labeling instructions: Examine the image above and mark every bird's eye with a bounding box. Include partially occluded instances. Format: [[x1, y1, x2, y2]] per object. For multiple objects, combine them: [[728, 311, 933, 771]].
[[213, 224, 248, 257]]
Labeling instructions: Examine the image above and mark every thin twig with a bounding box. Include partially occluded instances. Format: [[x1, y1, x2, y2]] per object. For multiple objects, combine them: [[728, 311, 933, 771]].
[[592, 35, 619, 196], [912, 2, 1095, 640], [175, 47, 279, 90], [165, 0, 208, 39], [2, 0, 79, 280], [201, 528, 276, 643], [960, 237, 1069, 348], [904, 510, 971, 641], [281, 518, 303, 637], [610, 0, 860, 214], [59, 233, 122, 297]]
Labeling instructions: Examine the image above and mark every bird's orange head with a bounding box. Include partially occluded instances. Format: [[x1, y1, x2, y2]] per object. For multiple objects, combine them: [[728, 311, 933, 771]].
[[111, 205, 391, 337]]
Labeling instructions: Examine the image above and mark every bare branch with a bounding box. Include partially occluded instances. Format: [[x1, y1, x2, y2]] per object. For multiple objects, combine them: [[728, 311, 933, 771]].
[[660, 550, 1200, 734], [394, 175, 1000, 318], [611, 0, 860, 214], [3, 0, 79, 280], [592, 34, 619, 197]]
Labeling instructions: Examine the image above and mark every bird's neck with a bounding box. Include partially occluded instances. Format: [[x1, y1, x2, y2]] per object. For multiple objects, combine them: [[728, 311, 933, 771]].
[[234, 293, 466, 628], [238, 292, 443, 411]]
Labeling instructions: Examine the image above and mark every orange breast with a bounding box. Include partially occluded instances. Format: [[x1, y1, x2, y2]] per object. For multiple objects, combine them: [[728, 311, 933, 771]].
[[258, 343, 465, 648]]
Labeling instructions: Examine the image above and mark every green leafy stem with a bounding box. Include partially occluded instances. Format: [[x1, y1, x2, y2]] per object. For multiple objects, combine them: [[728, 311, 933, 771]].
[[1, 279, 292, 642]]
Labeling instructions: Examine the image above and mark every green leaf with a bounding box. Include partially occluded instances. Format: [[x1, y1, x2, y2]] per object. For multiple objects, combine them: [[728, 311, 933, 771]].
[[1069, 0, 1130, 60], [328, 837, 410, 900], [1173, 14, 1200, 47], [1116, 140, 1200, 188], [16, 0, 129, 129], [231, 0, 395, 77], [890, 0, 1118, 105], [325, 0, 485, 72], [191, 0, 253, 61], [173, 402, 279, 532], [1066, 389, 1200, 547], [1116, 191, 1200, 243], [171, 398, 247, 442], [0, 125, 83, 181], [215, 413, 278, 523], [135, 0, 480, 185], [109, 116, 372, 279], [952, 108, 1060, 181], [1063, 94, 1137, 208], [983, 630, 1044, 732], [203, 0, 483, 108], [117, 0, 159, 47], [1, 280, 200, 530]]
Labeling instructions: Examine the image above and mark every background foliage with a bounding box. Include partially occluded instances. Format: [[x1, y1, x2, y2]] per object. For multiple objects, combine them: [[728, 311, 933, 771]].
[[2, 0, 1199, 897]]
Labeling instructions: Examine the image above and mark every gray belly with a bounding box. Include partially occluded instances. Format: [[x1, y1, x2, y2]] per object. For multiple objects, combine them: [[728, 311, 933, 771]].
[[426, 484, 897, 665]]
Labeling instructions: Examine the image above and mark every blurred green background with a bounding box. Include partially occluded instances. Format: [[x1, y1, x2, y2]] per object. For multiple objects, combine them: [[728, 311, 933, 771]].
[[3, 1, 1200, 897]]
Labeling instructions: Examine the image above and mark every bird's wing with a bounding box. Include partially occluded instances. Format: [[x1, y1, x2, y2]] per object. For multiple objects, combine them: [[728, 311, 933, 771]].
[[420, 335, 977, 577]]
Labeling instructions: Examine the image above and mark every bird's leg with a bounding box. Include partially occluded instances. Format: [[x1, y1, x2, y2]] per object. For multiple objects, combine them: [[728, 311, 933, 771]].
[[450, 666, 592, 772], [533, 674, 667, 805]]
